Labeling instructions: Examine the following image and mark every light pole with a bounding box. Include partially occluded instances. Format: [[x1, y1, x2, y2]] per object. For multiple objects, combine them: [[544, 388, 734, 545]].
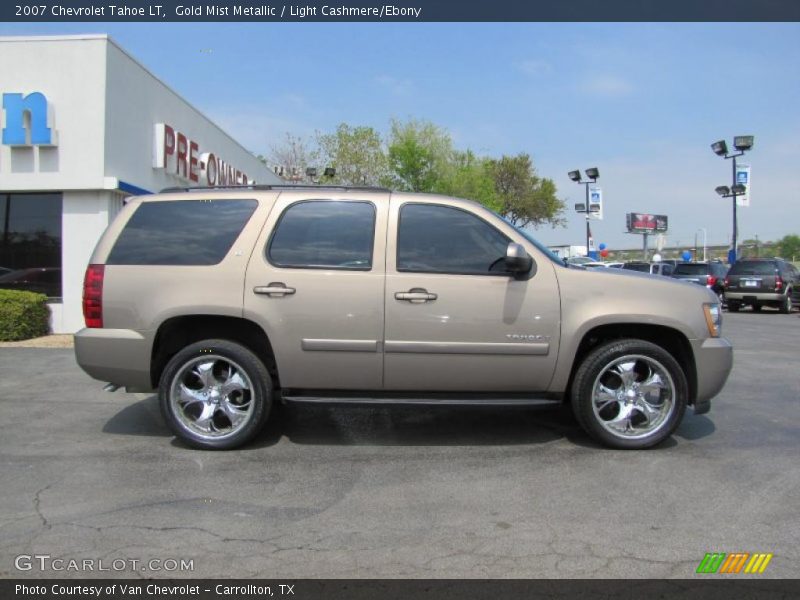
[[694, 227, 707, 262], [568, 167, 599, 258], [711, 136, 754, 264]]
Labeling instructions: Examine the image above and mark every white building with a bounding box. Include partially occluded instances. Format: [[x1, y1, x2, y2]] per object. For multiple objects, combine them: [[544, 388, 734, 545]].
[[0, 35, 281, 333]]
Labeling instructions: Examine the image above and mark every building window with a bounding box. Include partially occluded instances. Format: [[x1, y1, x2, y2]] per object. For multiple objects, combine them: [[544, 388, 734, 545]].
[[0, 193, 63, 299]]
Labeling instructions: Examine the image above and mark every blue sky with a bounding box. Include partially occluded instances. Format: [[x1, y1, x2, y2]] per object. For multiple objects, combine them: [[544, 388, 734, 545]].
[[3, 22, 799, 249]]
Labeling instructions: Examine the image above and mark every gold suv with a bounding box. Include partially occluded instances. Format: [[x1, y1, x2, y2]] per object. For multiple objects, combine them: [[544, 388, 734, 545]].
[[75, 186, 733, 450]]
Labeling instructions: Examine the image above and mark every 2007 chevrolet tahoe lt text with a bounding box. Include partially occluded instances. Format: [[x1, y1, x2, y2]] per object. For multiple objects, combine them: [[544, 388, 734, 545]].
[[74, 186, 733, 450]]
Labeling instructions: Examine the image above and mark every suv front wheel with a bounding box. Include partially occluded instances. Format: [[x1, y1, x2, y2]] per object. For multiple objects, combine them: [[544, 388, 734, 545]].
[[571, 339, 688, 449], [159, 339, 273, 450]]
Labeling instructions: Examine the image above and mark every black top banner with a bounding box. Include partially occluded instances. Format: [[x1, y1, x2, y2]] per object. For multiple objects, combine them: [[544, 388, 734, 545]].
[[3, 0, 800, 22]]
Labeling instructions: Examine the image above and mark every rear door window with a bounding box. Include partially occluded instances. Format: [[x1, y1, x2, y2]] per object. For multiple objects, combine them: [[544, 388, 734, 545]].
[[107, 199, 257, 265], [268, 200, 376, 270]]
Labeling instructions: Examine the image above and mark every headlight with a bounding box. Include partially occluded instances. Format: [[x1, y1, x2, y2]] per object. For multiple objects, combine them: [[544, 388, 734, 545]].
[[703, 303, 722, 337]]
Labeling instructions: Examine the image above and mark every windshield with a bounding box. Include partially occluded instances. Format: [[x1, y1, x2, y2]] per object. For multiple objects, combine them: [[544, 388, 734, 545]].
[[477, 208, 569, 266], [491, 215, 563, 265]]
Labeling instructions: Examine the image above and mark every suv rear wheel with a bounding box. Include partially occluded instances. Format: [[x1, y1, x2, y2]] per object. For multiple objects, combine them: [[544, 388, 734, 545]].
[[159, 339, 273, 449], [779, 291, 792, 314], [571, 339, 688, 449]]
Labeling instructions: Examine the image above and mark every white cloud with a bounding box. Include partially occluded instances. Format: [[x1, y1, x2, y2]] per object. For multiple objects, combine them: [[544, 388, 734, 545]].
[[374, 74, 414, 96], [518, 59, 552, 76], [581, 75, 635, 97], [202, 105, 317, 157]]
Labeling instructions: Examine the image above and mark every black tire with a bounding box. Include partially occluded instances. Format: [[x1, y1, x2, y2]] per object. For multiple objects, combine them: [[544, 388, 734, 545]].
[[159, 339, 273, 450], [779, 291, 792, 314], [727, 301, 740, 312], [570, 339, 688, 450], [752, 303, 762, 312]]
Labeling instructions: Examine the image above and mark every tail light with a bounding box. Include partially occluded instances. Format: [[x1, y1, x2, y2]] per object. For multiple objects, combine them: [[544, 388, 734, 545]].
[[775, 276, 783, 291], [82, 264, 105, 328], [707, 275, 717, 287]]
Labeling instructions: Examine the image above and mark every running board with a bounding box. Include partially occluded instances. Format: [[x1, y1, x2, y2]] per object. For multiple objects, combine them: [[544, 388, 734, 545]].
[[280, 395, 561, 408]]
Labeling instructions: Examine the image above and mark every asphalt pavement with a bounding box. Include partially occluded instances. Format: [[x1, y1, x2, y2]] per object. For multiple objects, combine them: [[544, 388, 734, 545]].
[[0, 310, 798, 578]]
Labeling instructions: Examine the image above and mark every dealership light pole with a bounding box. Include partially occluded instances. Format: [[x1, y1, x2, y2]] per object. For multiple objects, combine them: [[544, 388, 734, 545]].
[[568, 168, 599, 257], [711, 136, 754, 264], [694, 227, 707, 262]]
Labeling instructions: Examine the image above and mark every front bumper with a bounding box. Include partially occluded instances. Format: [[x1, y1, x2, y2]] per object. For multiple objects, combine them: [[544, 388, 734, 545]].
[[689, 336, 733, 414], [74, 328, 154, 391]]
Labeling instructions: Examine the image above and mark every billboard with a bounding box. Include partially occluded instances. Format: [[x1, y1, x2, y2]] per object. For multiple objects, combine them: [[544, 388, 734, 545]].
[[626, 213, 668, 233]]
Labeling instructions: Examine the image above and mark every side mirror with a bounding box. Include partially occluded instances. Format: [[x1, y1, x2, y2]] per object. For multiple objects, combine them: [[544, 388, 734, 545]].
[[505, 242, 533, 275]]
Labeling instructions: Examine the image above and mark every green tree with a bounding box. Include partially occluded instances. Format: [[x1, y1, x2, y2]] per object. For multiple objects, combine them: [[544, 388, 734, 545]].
[[488, 153, 565, 228], [776, 234, 800, 261], [386, 119, 453, 192], [433, 150, 500, 211], [315, 124, 388, 186]]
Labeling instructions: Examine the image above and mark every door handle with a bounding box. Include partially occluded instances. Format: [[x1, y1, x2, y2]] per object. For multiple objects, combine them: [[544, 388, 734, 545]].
[[254, 283, 296, 296], [395, 288, 437, 303]]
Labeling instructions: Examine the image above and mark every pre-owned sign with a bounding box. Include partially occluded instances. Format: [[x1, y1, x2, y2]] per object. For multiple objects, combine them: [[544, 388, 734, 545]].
[[153, 123, 252, 186]]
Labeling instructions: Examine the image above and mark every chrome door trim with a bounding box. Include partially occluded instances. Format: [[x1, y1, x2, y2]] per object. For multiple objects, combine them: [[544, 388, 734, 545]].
[[301, 339, 380, 352], [384, 341, 549, 355]]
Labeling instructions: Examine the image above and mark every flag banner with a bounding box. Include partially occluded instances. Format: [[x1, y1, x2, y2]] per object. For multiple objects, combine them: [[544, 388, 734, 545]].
[[589, 186, 603, 220], [736, 163, 751, 207]]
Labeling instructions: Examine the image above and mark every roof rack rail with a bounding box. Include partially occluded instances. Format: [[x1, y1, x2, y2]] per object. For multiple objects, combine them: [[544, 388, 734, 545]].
[[158, 184, 391, 193]]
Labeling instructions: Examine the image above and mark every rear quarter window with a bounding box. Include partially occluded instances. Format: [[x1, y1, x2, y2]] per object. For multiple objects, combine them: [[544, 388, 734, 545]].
[[107, 199, 257, 265]]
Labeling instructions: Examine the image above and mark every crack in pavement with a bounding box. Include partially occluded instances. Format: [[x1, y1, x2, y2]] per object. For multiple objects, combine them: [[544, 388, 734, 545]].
[[32, 482, 56, 530]]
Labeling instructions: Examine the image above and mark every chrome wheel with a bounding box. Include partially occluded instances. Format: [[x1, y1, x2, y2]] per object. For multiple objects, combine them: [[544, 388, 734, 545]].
[[169, 354, 255, 439], [591, 354, 675, 440]]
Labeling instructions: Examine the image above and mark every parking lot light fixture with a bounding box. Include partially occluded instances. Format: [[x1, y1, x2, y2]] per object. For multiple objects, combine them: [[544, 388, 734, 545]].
[[734, 135, 754, 152], [711, 140, 728, 156], [569, 167, 600, 258], [711, 135, 754, 264]]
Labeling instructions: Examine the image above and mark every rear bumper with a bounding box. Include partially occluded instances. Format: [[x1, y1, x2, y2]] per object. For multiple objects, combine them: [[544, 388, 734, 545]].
[[690, 336, 733, 414], [726, 291, 783, 302], [74, 328, 154, 391]]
